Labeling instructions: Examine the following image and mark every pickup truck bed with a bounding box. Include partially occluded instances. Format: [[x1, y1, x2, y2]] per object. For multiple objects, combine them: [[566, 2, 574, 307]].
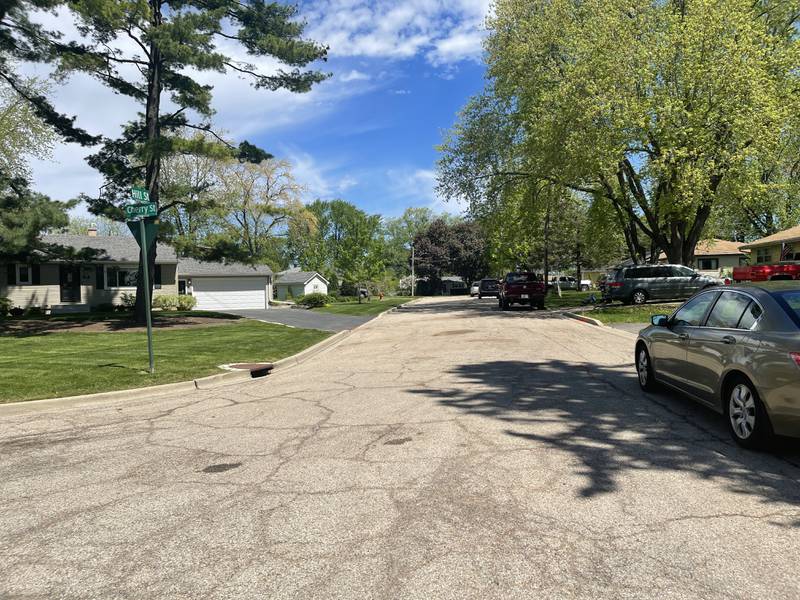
[[733, 263, 800, 282]]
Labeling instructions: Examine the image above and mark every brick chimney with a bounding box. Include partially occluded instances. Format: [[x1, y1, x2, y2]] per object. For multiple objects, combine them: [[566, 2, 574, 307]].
[[88, 223, 98, 237]]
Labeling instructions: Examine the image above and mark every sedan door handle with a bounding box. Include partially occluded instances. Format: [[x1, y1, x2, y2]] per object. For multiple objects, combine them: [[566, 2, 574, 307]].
[[722, 335, 736, 345], [678, 333, 689, 341]]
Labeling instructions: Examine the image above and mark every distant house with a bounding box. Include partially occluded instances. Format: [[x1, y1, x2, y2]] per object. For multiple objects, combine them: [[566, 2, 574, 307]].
[[274, 270, 329, 300], [659, 239, 749, 276], [740, 225, 800, 265], [1, 234, 273, 312]]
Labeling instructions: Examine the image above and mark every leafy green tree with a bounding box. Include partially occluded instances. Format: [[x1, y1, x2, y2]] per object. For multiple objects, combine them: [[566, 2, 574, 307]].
[[288, 199, 385, 290], [65, 215, 125, 236], [382, 207, 434, 275], [51, 0, 330, 321], [412, 217, 488, 292], [0, 78, 57, 179], [443, 0, 799, 265]]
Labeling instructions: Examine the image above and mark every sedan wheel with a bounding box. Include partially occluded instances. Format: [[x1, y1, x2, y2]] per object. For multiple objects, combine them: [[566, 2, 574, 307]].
[[636, 346, 658, 392], [726, 379, 772, 448]]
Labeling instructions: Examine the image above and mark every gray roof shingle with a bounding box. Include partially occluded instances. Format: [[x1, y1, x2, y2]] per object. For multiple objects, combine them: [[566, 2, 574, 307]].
[[276, 270, 328, 285], [177, 257, 272, 277], [42, 234, 177, 263]]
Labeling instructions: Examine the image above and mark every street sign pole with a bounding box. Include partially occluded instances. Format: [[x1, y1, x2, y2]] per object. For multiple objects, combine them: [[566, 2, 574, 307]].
[[139, 218, 155, 374]]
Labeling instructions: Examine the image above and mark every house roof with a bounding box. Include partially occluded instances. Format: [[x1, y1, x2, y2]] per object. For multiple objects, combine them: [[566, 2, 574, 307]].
[[42, 234, 178, 263], [740, 225, 800, 250], [657, 239, 748, 261], [276, 270, 329, 285], [177, 257, 272, 277]]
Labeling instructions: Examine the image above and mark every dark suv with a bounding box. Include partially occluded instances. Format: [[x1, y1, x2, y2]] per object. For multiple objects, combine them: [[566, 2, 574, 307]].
[[604, 264, 719, 305], [478, 278, 500, 298]]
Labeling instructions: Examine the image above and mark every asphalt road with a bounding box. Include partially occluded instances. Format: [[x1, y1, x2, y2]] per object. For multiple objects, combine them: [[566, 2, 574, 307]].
[[2, 296, 800, 599], [227, 306, 370, 332]]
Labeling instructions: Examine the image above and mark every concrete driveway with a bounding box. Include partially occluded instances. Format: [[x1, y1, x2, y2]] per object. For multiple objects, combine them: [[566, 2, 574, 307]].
[[2, 296, 800, 598], [228, 305, 369, 332]]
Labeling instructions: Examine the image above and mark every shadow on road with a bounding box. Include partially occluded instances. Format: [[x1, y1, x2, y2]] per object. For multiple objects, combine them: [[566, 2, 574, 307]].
[[410, 358, 800, 519]]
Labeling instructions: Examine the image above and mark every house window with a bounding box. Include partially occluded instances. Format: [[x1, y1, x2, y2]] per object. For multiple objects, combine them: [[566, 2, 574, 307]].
[[756, 248, 772, 264], [696, 258, 718, 271], [178, 279, 187, 295], [107, 266, 138, 288], [17, 264, 31, 285], [313, 283, 319, 292]]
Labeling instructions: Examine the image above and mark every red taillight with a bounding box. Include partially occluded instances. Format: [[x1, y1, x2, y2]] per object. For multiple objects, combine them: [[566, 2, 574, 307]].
[[790, 353, 800, 368], [608, 282, 623, 288]]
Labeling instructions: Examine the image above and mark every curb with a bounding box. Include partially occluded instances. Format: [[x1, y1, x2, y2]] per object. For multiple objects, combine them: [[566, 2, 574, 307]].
[[0, 370, 253, 415], [563, 311, 605, 327], [562, 312, 639, 341], [0, 301, 412, 414]]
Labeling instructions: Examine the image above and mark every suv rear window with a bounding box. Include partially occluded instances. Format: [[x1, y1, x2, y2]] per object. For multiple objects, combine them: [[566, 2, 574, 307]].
[[480, 279, 499, 288]]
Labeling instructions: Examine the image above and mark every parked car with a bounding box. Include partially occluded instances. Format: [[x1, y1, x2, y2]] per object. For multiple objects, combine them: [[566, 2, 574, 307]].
[[549, 276, 592, 291], [478, 278, 500, 298], [636, 282, 800, 448], [470, 281, 480, 297], [604, 264, 719, 304], [499, 272, 546, 310]]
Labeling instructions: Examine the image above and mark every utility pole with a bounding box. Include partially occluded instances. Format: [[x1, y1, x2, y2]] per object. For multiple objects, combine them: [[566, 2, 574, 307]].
[[411, 244, 415, 297]]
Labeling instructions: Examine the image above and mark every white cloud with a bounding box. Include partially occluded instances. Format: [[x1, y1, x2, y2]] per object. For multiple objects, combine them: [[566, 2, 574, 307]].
[[305, 0, 491, 67], [340, 69, 371, 82], [286, 149, 360, 201], [384, 167, 468, 215]]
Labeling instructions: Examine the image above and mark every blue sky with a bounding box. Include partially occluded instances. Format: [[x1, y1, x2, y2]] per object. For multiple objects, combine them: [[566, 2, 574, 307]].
[[28, 0, 491, 219]]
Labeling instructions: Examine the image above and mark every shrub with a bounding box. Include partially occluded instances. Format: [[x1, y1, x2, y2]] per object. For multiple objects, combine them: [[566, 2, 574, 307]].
[[9, 307, 24, 317], [176, 295, 197, 311], [297, 293, 329, 308], [95, 302, 116, 313], [24, 307, 44, 317], [0, 297, 11, 317], [120, 292, 136, 309], [153, 295, 179, 310]]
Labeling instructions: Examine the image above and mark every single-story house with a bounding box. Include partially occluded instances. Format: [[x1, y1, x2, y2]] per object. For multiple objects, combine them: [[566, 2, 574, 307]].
[[274, 270, 329, 300], [740, 225, 800, 265], [1, 234, 273, 312], [658, 239, 749, 276]]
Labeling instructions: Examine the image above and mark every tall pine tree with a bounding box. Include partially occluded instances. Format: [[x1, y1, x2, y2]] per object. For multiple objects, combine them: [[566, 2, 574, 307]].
[[61, 0, 329, 321]]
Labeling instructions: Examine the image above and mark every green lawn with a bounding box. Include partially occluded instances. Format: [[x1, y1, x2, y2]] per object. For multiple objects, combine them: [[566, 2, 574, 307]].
[[0, 320, 330, 403], [314, 297, 412, 316], [545, 290, 596, 309], [589, 303, 681, 324]]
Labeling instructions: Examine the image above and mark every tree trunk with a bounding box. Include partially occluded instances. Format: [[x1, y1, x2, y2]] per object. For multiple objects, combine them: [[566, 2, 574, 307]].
[[543, 201, 551, 290], [134, 0, 163, 325]]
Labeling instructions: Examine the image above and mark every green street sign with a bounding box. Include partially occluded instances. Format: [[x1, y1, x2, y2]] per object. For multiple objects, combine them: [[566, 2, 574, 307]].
[[131, 186, 150, 202], [124, 202, 157, 220]]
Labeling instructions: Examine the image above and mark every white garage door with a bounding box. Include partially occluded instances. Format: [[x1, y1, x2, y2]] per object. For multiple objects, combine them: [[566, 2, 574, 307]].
[[191, 277, 267, 310]]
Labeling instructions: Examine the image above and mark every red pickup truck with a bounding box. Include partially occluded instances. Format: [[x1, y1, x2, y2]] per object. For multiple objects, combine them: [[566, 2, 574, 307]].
[[733, 263, 800, 282], [499, 272, 547, 310]]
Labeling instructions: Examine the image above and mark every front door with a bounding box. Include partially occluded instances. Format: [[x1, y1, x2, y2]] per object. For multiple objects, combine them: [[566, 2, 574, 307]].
[[59, 265, 81, 303]]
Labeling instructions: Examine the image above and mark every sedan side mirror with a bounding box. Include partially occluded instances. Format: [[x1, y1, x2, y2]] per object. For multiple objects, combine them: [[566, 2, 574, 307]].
[[651, 314, 669, 327]]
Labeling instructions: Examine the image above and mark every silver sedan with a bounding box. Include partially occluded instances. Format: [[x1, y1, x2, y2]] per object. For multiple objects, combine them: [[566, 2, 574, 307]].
[[636, 282, 800, 448]]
